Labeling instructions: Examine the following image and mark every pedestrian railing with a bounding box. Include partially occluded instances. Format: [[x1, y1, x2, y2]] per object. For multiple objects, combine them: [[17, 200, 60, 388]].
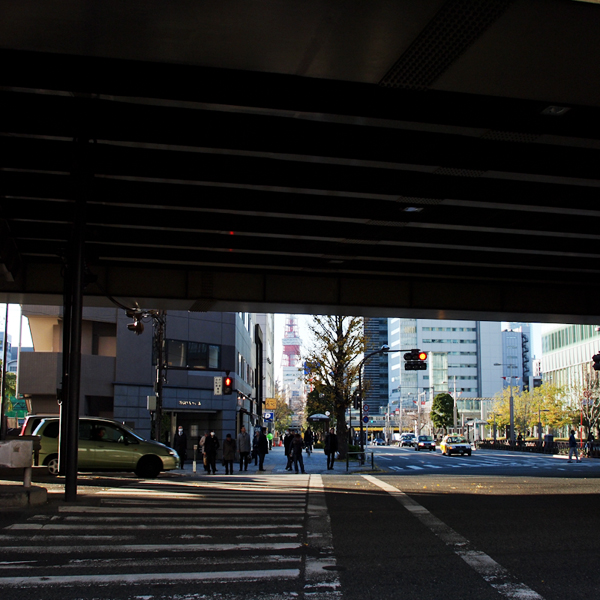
[[345, 451, 375, 471], [476, 440, 600, 457]]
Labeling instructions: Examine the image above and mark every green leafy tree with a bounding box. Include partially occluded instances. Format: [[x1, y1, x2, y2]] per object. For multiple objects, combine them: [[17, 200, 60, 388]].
[[431, 393, 457, 433], [305, 389, 336, 427], [490, 383, 569, 437], [303, 316, 365, 459], [4, 371, 16, 399]]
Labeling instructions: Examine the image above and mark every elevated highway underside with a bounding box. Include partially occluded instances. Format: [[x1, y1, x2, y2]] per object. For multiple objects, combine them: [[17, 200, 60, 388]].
[[2, 0, 600, 323]]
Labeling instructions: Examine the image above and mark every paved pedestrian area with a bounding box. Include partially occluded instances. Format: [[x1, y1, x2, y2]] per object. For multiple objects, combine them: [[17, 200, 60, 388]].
[[178, 444, 374, 478]]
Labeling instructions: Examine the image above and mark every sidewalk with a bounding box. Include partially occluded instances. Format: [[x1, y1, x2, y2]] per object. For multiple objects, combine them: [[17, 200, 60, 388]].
[[178, 444, 378, 477]]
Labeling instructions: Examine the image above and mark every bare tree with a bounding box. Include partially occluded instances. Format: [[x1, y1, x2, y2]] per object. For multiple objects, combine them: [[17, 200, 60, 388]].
[[303, 316, 365, 458]]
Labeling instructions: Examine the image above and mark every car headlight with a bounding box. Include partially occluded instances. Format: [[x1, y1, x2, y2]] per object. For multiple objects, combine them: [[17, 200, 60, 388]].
[[167, 449, 177, 457]]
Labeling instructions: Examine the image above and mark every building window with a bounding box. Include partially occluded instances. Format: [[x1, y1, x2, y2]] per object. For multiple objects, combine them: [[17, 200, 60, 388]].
[[166, 339, 221, 370]]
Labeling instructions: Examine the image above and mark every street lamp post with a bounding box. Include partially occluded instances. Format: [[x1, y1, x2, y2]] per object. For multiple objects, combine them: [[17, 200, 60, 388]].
[[537, 404, 549, 447], [495, 363, 518, 445]]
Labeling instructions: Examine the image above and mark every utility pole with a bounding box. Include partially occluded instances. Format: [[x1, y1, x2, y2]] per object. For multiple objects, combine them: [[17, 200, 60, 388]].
[[152, 311, 167, 444]]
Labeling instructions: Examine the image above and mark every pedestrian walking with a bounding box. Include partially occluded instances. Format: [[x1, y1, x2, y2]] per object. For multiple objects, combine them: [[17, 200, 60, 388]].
[[172, 426, 188, 469], [324, 427, 338, 470], [223, 433, 236, 475], [568, 430, 581, 463], [204, 430, 220, 474], [199, 431, 210, 472], [237, 426, 251, 471], [267, 431, 273, 450], [586, 431, 594, 457], [252, 429, 260, 466], [284, 429, 294, 471], [304, 427, 313, 455], [291, 433, 306, 473], [257, 427, 269, 471]]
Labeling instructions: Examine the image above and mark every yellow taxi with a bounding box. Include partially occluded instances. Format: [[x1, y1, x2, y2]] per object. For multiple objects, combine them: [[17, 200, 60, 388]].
[[440, 435, 472, 456]]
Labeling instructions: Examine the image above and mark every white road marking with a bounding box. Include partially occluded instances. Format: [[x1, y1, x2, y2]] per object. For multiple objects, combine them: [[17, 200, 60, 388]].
[[0, 569, 300, 587], [305, 475, 342, 599], [0, 542, 301, 555], [363, 475, 543, 600], [5, 523, 302, 531], [58, 506, 300, 515]]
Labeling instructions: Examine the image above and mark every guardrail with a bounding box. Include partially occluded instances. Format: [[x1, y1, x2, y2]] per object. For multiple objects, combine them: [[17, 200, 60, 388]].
[[476, 440, 600, 457], [346, 451, 375, 471]]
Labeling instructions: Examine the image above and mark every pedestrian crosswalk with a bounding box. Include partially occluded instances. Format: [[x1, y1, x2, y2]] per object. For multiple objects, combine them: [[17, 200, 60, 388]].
[[0, 475, 341, 599], [386, 454, 597, 472]]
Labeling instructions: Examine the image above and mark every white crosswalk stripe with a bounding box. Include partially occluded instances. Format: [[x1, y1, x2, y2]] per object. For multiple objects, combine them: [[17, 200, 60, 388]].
[[385, 453, 597, 472], [0, 475, 341, 599]]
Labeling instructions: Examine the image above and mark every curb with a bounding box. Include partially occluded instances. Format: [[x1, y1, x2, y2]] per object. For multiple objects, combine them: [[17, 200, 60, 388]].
[[0, 485, 47, 509]]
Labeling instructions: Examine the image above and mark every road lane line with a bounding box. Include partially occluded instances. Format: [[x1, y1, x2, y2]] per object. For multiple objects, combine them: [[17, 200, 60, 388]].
[[363, 475, 544, 600]]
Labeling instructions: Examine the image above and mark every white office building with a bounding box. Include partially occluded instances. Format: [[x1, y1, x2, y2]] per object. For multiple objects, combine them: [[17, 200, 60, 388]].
[[388, 318, 504, 419], [542, 323, 600, 391]]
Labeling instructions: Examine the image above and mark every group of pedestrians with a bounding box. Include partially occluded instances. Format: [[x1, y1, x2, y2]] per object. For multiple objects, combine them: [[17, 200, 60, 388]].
[[283, 427, 338, 473], [173, 425, 340, 474], [172, 426, 269, 474]]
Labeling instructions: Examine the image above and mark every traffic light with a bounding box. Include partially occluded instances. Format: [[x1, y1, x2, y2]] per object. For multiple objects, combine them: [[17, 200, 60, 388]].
[[404, 349, 428, 370], [223, 375, 233, 395], [352, 390, 361, 410], [593, 354, 600, 371]]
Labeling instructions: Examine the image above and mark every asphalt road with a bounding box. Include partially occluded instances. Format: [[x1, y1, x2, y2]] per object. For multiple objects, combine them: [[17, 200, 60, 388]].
[[371, 443, 599, 477], [1, 450, 599, 600]]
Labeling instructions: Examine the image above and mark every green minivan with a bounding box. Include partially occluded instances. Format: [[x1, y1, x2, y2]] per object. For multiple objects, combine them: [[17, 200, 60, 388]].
[[33, 417, 180, 478]]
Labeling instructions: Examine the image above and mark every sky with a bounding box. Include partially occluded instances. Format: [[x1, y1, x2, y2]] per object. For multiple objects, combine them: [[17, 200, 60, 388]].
[[1, 304, 33, 348]]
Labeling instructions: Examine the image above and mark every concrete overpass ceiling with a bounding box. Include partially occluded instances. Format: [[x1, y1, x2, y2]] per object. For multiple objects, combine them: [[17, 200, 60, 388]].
[[2, 0, 600, 323]]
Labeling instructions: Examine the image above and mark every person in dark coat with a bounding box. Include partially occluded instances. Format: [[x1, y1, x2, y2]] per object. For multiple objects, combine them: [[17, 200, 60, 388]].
[[284, 429, 294, 471], [222, 433, 236, 475], [257, 427, 269, 471], [236, 426, 251, 471], [324, 427, 338, 470], [304, 427, 314, 455], [204, 431, 220, 474], [172, 426, 188, 469], [252, 429, 260, 465], [291, 433, 306, 474]]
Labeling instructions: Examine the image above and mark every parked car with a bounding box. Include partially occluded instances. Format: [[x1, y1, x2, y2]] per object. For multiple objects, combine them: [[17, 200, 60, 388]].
[[399, 433, 417, 447], [440, 435, 472, 456], [33, 417, 180, 478], [415, 435, 436, 451], [20, 414, 58, 436]]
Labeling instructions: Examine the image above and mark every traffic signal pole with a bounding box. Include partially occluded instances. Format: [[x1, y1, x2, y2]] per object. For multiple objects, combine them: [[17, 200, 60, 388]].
[[358, 346, 428, 460]]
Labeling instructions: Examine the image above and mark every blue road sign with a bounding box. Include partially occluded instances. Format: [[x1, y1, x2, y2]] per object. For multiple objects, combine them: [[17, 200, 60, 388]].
[[263, 411, 274, 421], [363, 416, 369, 424]]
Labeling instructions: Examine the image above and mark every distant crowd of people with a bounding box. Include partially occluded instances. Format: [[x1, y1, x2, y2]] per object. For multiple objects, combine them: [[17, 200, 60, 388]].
[[171, 425, 339, 474]]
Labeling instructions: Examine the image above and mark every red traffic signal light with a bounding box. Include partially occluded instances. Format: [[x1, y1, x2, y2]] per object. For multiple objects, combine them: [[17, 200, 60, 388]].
[[223, 376, 233, 395], [404, 349, 428, 370]]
